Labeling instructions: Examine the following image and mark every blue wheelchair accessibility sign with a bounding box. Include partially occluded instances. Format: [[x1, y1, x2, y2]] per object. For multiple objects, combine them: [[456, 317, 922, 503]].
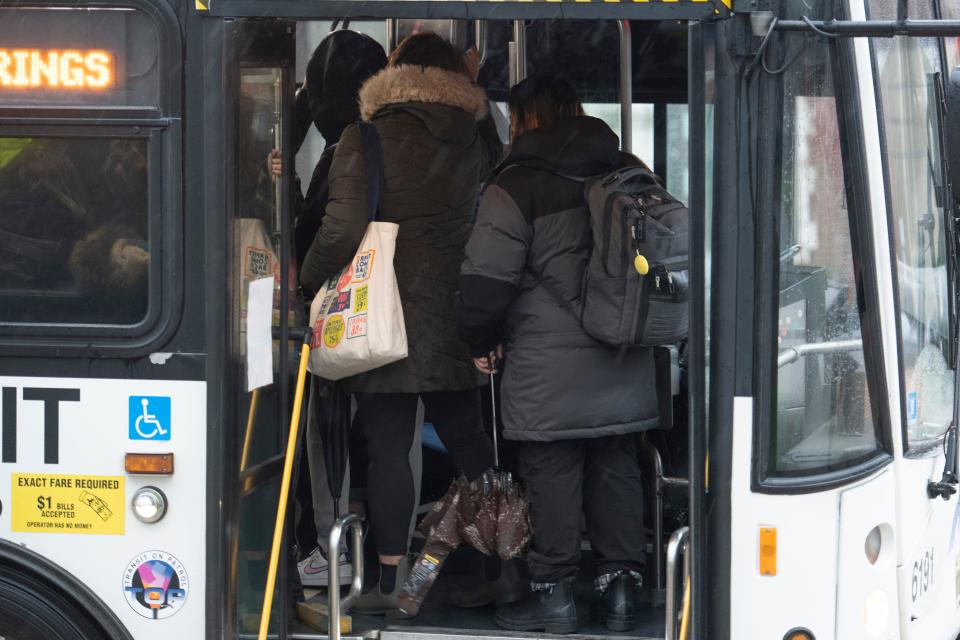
[[129, 396, 171, 441]]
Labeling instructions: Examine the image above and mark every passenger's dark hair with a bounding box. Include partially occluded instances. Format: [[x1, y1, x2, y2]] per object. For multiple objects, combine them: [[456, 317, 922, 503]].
[[508, 75, 584, 138], [389, 32, 470, 77]]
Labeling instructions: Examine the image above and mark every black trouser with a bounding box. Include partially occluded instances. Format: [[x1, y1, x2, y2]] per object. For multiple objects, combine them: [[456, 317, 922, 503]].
[[519, 434, 645, 583], [355, 390, 495, 556]]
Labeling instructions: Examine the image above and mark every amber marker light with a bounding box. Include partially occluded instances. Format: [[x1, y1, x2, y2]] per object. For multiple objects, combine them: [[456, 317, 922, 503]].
[[125, 453, 174, 475], [0, 48, 115, 90], [759, 526, 777, 576], [783, 628, 814, 640]]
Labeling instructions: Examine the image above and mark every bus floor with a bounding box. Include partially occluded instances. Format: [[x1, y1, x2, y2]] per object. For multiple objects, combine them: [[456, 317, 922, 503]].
[[294, 546, 666, 640]]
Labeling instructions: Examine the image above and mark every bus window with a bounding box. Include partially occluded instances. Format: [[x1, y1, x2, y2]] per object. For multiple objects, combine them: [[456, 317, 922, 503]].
[[943, 2, 960, 70], [666, 103, 689, 204], [772, 31, 881, 475], [582, 102, 655, 167], [869, 20, 955, 448], [0, 135, 149, 325]]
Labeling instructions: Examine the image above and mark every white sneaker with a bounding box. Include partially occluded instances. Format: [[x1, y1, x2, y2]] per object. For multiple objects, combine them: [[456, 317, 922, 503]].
[[298, 548, 353, 587]]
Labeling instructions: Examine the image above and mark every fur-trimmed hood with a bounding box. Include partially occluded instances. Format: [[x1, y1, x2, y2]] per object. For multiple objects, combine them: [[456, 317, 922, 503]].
[[359, 65, 489, 122]]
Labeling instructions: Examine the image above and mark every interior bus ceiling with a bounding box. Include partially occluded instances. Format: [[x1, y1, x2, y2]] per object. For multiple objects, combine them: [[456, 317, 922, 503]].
[[203, 0, 728, 20]]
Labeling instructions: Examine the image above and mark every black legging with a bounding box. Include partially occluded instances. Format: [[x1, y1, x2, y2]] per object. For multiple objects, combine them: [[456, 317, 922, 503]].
[[355, 389, 495, 556]]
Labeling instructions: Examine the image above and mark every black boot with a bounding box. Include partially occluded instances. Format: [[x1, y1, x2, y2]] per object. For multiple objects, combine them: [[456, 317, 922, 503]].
[[590, 573, 637, 632], [494, 578, 578, 634]]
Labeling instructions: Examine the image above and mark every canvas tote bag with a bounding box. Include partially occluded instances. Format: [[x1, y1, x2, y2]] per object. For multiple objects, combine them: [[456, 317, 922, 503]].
[[307, 122, 407, 380]]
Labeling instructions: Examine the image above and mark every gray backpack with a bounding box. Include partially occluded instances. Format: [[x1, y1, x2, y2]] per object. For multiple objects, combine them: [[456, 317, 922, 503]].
[[534, 165, 688, 348], [579, 166, 688, 348]]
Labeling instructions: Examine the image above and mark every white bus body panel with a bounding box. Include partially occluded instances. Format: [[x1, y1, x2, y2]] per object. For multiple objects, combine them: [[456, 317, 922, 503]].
[[730, 396, 851, 639], [895, 454, 960, 639], [728, 397, 915, 640], [0, 375, 206, 640], [730, 4, 960, 634]]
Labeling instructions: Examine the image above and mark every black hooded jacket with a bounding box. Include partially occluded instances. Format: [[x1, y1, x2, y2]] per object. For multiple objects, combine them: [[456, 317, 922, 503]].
[[292, 31, 387, 271], [459, 116, 658, 441]]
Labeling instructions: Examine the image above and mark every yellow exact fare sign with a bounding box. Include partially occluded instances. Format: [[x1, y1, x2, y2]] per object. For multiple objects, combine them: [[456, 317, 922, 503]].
[[11, 473, 124, 535]]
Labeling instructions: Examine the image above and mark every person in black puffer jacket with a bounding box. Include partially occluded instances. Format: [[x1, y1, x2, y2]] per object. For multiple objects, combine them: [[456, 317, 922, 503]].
[[458, 76, 656, 634], [269, 30, 388, 273]]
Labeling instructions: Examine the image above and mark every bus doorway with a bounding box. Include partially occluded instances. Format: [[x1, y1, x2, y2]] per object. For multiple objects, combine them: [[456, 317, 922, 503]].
[[212, 11, 702, 640]]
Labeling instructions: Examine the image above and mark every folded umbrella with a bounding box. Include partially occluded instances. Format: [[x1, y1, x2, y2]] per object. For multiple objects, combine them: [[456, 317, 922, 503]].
[[397, 375, 532, 615], [457, 470, 499, 556], [315, 377, 351, 520], [397, 479, 465, 616], [495, 472, 531, 560]]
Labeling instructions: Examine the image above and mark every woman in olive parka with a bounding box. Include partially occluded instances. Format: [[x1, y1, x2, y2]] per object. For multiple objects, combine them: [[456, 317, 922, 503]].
[[299, 32, 501, 616]]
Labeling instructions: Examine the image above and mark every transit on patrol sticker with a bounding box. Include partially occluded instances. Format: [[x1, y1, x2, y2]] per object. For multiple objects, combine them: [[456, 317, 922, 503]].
[[11, 473, 124, 535]]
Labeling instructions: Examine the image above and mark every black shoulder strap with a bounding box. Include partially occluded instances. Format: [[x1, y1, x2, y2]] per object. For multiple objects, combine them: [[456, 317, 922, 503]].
[[357, 121, 385, 222]]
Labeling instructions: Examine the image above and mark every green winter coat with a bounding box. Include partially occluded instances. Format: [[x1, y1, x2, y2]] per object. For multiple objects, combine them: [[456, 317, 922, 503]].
[[300, 65, 503, 393]]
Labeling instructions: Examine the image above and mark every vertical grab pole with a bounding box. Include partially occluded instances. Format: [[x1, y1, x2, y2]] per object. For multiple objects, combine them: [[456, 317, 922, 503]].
[[511, 20, 527, 86], [256, 335, 312, 640], [475, 20, 489, 66], [618, 20, 633, 154], [386, 18, 397, 53], [272, 75, 283, 236]]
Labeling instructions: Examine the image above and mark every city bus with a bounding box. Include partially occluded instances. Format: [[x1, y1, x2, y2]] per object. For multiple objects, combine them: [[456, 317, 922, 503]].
[[2, 0, 960, 639]]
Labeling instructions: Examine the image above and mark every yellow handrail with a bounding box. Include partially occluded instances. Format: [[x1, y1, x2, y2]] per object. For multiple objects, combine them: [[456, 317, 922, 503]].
[[679, 577, 691, 640], [240, 387, 260, 473], [257, 339, 312, 640]]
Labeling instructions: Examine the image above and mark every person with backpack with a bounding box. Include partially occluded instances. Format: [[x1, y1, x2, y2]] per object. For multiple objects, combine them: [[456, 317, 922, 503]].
[[458, 75, 660, 634]]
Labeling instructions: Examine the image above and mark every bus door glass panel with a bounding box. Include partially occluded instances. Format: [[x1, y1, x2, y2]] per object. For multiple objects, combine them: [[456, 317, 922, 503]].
[[772, 28, 881, 475], [699, 28, 715, 423], [0, 135, 149, 325], [236, 67, 286, 470], [232, 63, 291, 636], [868, 2, 955, 449]]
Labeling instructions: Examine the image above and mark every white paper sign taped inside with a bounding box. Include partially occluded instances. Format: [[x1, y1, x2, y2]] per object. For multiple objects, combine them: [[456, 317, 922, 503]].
[[246, 276, 274, 391]]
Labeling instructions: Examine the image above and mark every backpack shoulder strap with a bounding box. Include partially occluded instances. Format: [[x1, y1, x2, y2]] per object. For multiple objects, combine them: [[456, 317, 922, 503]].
[[357, 121, 385, 222]]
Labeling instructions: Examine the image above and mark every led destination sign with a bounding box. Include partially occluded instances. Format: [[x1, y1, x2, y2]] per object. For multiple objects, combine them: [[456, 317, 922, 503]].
[[0, 49, 115, 90]]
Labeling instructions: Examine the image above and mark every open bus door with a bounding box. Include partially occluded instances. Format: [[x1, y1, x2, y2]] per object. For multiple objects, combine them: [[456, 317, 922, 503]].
[[219, 19, 299, 639], [706, 1, 960, 639], [196, 4, 726, 640]]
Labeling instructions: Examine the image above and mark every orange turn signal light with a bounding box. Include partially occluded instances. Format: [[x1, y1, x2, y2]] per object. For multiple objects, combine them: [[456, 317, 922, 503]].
[[125, 453, 174, 475], [784, 629, 814, 640], [759, 526, 777, 576]]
